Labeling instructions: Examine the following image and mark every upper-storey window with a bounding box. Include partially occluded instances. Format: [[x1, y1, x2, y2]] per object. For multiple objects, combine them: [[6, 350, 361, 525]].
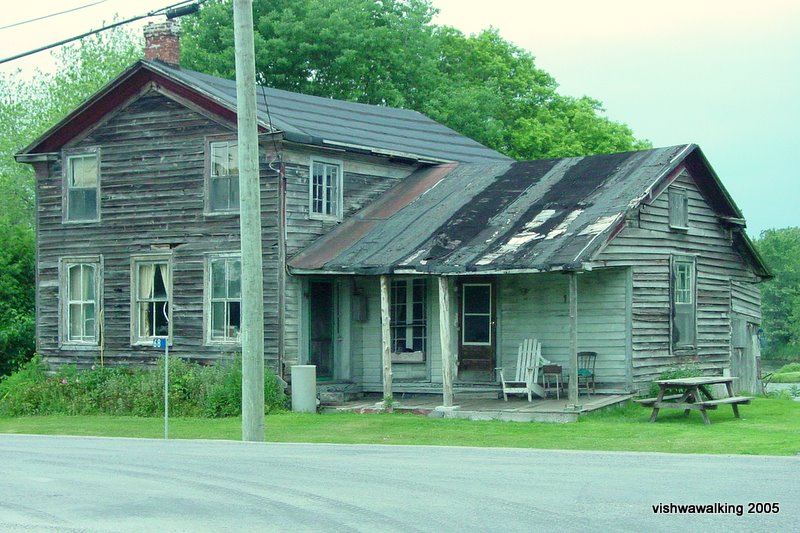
[[309, 159, 342, 220], [208, 140, 239, 212], [65, 150, 99, 221], [668, 187, 689, 230]]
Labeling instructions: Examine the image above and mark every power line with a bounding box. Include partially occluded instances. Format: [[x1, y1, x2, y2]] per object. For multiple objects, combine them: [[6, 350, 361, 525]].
[[0, 1, 108, 31], [0, 0, 201, 66]]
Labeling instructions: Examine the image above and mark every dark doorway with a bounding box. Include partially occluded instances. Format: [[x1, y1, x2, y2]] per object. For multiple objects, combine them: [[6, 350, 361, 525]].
[[308, 281, 334, 379], [457, 279, 496, 382]]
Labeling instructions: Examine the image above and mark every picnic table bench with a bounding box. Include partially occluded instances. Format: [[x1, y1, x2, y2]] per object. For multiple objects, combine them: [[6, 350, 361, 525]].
[[637, 376, 753, 425]]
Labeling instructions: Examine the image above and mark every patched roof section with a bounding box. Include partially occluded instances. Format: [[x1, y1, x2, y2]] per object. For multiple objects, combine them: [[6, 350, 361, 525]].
[[289, 145, 694, 274], [148, 61, 510, 163]]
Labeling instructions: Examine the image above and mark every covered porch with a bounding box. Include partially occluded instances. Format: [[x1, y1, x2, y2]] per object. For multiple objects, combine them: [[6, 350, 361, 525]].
[[296, 267, 632, 411]]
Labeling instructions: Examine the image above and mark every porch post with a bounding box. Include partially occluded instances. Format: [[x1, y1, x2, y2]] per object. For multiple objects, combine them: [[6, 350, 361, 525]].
[[568, 271, 579, 404], [438, 276, 454, 407], [379, 275, 393, 404]]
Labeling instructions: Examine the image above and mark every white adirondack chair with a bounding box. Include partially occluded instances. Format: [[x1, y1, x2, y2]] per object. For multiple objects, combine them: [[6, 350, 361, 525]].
[[496, 339, 549, 401]]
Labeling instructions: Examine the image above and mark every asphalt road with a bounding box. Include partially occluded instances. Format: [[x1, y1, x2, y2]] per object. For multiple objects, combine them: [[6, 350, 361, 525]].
[[1, 434, 797, 532]]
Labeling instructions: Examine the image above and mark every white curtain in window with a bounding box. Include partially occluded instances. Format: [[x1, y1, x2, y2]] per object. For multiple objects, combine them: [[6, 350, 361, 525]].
[[158, 263, 170, 299], [138, 264, 155, 336], [158, 263, 171, 330], [71, 156, 97, 187]]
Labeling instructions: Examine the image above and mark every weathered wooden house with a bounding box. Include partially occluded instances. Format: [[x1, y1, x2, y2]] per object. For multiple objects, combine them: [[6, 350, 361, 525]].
[[17, 22, 769, 403]]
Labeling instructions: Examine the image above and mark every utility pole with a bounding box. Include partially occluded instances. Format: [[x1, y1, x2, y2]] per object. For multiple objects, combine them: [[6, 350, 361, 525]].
[[234, 0, 265, 442]]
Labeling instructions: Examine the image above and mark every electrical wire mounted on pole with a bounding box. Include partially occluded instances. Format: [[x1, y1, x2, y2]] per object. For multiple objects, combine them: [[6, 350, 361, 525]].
[[233, 0, 265, 442]]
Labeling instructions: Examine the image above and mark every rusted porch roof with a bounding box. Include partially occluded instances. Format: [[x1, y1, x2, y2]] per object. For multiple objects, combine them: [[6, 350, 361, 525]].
[[289, 144, 770, 277]]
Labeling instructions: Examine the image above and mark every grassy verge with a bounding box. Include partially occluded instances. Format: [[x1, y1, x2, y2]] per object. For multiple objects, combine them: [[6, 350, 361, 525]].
[[1, 398, 798, 456]]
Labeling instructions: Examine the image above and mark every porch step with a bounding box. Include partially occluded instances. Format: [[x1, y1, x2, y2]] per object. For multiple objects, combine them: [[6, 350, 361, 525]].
[[318, 390, 364, 405]]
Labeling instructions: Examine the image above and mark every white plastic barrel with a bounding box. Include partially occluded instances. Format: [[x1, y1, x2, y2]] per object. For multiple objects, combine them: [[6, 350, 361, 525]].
[[291, 365, 317, 413]]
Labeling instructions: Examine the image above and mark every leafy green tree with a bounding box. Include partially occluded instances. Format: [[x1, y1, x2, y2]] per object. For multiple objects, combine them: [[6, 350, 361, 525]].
[[183, 0, 441, 108], [754, 227, 800, 355], [0, 27, 141, 376], [424, 27, 649, 159], [182, 1, 648, 159]]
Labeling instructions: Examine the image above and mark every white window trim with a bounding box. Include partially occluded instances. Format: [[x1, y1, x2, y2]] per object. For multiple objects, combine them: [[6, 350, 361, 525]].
[[205, 253, 242, 346], [668, 186, 689, 230], [462, 283, 493, 346], [130, 253, 173, 346], [308, 157, 343, 221], [204, 135, 240, 216], [63, 147, 101, 223], [59, 256, 103, 350]]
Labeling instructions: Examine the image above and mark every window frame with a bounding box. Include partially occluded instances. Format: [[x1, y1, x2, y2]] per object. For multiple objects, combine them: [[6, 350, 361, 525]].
[[59, 256, 102, 349], [205, 254, 242, 346], [130, 254, 173, 346], [63, 147, 100, 223], [668, 186, 689, 230], [308, 157, 343, 221], [205, 135, 240, 215], [670, 255, 697, 352], [389, 277, 428, 360], [461, 282, 493, 347]]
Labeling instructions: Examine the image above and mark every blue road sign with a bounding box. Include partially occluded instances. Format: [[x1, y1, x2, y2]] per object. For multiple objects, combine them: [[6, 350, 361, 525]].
[[152, 338, 167, 349]]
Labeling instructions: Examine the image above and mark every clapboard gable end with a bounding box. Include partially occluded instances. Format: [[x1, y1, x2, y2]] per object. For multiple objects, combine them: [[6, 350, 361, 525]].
[[597, 148, 767, 389]]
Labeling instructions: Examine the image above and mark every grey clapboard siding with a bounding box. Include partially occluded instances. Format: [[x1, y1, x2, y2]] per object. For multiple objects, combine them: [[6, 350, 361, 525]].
[[599, 170, 761, 390], [36, 90, 280, 369], [282, 147, 416, 368], [500, 270, 629, 392]]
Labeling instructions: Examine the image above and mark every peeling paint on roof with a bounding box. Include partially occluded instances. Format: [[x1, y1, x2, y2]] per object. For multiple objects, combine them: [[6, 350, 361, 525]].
[[546, 209, 583, 240], [579, 215, 621, 236], [288, 145, 724, 275]]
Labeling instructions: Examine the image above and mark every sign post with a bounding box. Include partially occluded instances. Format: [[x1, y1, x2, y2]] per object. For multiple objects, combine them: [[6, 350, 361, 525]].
[[153, 337, 169, 439]]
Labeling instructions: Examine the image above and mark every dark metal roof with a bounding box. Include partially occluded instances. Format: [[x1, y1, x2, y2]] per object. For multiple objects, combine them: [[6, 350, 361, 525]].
[[290, 144, 720, 275], [146, 61, 510, 163]]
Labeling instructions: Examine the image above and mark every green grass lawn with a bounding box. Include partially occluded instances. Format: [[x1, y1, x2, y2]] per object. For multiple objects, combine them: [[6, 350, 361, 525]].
[[1, 398, 798, 456]]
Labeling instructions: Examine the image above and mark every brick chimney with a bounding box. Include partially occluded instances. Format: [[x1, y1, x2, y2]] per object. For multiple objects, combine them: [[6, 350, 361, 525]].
[[144, 21, 181, 65]]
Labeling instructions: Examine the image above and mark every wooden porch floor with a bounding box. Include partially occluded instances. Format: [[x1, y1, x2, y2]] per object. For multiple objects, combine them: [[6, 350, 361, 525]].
[[321, 393, 634, 423]]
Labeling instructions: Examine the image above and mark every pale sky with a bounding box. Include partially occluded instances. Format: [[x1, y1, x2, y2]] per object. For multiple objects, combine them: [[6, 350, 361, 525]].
[[3, 0, 798, 236]]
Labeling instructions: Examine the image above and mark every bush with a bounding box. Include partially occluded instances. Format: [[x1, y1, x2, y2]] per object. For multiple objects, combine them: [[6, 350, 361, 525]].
[[0, 355, 286, 418], [647, 365, 704, 397]]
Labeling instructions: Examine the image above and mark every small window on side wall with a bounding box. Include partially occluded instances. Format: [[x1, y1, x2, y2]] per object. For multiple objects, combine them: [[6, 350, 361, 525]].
[[65, 151, 99, 221], [208, 140, 239, 212], [668, 187, 689, 229], [309, 159, 342, 220]]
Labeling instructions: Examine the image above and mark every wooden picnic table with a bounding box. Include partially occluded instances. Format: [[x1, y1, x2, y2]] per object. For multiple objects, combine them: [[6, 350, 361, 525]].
[[634, 376, 753, 425]]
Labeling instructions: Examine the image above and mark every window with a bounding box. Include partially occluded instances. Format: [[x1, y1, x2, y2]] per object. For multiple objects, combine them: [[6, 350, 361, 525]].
[[208, 256, 241, 343], [462, 283, 492, 345], [65, 151, 99, 221], [390, 278, 427, 354], [672, 257, 696, 350], [208, 140, 239, 212], [132, 258, 171, 342], [61, 258, 101, 346], [669, 187, 689, 229], [309, 159, 342, 219]]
